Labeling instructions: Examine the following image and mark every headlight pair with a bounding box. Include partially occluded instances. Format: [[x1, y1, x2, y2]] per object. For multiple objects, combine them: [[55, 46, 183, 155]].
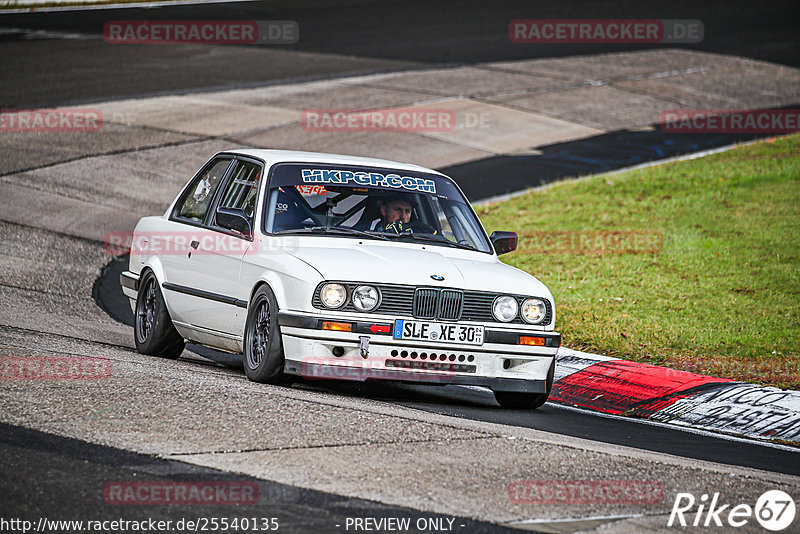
[[320, 283, 380, 311], [492, 295, 547, 324]]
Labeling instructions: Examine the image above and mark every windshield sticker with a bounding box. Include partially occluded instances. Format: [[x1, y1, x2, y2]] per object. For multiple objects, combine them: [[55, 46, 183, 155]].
[[296, 184, 328, 196], [301, 168, 436, 194]]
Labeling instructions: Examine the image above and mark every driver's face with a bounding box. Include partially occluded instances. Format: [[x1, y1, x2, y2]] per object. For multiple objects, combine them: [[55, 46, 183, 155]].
[[381, 201, 413, 223]]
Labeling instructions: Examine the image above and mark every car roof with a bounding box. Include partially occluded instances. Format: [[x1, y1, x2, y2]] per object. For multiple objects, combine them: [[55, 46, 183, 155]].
[[221, 148, 446, 177]]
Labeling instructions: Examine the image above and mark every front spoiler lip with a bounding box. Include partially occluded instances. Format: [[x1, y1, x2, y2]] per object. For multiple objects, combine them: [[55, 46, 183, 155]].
[[284, 361, 548, 393]]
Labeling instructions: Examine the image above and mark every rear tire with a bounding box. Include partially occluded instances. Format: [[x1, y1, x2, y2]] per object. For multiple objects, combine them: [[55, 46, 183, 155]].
[[134, 270, 185, 359], [243, 285, 291, 384], [493, 358, 555, 409]]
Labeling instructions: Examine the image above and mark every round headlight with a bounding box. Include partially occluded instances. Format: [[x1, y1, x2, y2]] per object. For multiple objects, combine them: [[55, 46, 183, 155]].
[[320, 283, 347, 308], [492, 295, 518, 322], [521, 298, 547, 324], [352, 285, 380, 311]]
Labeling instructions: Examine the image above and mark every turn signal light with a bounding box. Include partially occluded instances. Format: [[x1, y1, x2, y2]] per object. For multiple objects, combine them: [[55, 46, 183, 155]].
[[519, 336, 545, 346], [322, 321, 352, 332]]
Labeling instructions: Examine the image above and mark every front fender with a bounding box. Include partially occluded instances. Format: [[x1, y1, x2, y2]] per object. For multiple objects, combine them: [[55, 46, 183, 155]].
[[241, 246, 324, 313]]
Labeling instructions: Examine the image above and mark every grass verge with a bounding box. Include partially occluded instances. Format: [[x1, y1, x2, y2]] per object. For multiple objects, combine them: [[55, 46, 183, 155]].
[[479, 134, 800, 389]]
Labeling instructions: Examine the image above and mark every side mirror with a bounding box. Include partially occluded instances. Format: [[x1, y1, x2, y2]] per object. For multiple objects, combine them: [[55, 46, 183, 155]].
[[216, 207, 252, 238], [490, 231, 518, 255]]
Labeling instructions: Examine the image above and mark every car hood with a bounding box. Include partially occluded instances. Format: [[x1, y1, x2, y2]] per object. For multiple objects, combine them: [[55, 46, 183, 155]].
[[283, 240, 552, 298]]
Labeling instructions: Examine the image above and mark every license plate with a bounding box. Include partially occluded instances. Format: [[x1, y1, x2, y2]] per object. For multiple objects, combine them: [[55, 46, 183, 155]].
[[393, 320, 484, 346]]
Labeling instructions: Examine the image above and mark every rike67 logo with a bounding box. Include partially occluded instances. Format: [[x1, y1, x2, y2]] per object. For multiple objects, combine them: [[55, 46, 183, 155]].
[[668, 490, 796, 531]]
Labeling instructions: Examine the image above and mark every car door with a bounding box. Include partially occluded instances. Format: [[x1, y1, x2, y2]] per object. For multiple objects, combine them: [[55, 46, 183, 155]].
[[176, 157, 263, 335], [159, 156, 234, 326]]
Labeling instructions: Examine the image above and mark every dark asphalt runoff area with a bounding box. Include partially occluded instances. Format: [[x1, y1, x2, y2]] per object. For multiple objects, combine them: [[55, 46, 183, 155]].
[[2, 0, 796, 199], [443, 126, 790, 200], [0, 0, 798, 108]]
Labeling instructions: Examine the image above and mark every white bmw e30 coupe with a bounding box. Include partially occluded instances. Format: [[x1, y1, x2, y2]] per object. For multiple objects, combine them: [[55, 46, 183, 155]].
[[121, 149, 560, 408]]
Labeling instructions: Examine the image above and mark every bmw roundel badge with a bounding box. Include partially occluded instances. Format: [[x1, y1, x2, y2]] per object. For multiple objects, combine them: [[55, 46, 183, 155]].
[[430, 274, 445, 281]]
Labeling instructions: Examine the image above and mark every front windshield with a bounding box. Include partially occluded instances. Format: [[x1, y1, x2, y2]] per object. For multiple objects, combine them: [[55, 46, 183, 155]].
[[263, 163, 493, 253]]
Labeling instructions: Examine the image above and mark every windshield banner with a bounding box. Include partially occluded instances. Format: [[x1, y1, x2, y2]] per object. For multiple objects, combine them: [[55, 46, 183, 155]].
[[301, 168, 436, 194]]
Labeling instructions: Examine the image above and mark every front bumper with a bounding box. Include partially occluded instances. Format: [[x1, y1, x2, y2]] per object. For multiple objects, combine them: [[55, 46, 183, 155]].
[[278, 312, 559, 393], [120, 270, 139, 298]]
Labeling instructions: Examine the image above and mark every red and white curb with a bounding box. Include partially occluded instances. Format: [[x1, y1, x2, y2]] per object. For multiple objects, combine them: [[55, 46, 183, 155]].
[[553, 348, 800, 443]]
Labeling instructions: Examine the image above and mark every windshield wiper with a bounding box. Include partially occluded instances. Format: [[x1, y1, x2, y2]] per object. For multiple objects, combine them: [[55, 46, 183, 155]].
[[274, 226, 390, 240], [389, 232, 478, 251], [275, 227, 476, 249]]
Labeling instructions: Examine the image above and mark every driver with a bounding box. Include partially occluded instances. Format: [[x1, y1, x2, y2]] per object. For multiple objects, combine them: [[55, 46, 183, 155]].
[[370, 193, 436, 234], [369, 194, 414, 233]]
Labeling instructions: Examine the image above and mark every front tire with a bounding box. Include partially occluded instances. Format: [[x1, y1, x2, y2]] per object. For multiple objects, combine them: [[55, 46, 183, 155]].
[[243, 285, 290, 384], [134, 270, 185, 359], [493, 358, 555, 409]]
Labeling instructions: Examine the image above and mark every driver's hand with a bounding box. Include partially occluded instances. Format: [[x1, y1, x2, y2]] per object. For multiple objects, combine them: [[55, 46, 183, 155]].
[[384, 221, 412, 234]]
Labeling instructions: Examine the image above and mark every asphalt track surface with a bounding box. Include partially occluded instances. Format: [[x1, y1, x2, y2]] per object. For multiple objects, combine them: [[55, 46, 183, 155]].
[[0, 0, 798, 108], [2, 0, 796, 199], [442, 127, 788, 200], [2, 1, 799, 531], [0, 423, 521, 533], [93, 258, 800, 477]]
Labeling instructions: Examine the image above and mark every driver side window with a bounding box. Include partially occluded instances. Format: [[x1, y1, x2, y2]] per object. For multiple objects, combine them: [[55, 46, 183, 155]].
[[175, 158, 231, 223]]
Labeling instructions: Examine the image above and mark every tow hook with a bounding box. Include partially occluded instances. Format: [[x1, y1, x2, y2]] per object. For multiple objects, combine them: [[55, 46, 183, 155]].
[[359, 336, 370, 358]]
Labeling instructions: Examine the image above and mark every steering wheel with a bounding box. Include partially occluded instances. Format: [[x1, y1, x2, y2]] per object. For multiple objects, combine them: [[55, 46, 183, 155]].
[[408, 220, 437, 234]]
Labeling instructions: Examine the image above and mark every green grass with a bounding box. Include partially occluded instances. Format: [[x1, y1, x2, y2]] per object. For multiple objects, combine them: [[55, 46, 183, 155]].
[[478, 134, 800, 389]]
